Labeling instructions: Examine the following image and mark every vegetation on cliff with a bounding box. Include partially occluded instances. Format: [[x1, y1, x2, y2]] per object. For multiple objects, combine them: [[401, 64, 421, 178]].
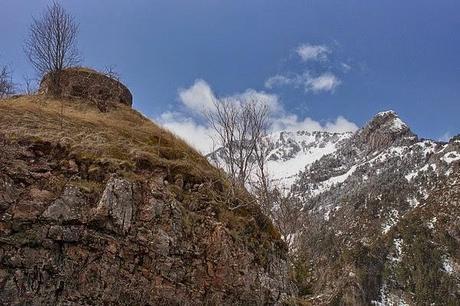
[[0, 87, 290, 304]]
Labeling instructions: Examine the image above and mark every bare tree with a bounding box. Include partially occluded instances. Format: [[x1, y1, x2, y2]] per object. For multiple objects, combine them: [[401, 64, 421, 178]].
[[104, 65, 121, 81], [206, 98, 306, 248], [24, 1, 80, 94], [206, 98, 271, 187], [22, 74, 38, 95], [271, 190, 305, 249], [0, 64, 15, 98]]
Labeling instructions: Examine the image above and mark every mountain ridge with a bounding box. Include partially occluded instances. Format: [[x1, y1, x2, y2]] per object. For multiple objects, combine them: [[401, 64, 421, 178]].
[[286, 111, 460, 304], [209, 109, 460, 304]]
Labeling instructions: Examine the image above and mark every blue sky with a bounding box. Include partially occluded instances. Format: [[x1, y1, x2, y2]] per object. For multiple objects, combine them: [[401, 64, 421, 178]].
[[2, 0, 459, 151]]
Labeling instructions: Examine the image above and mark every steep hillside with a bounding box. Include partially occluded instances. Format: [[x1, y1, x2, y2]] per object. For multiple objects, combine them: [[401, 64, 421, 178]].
[[0, 92, 292, 304]]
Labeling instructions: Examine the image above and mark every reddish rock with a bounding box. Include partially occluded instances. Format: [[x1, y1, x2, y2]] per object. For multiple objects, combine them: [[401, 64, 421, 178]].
[[0, 136, 293, 305]]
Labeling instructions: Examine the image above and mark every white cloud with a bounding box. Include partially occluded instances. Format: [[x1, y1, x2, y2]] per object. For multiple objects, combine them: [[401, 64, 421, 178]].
[[296, 44, 330, 62], [271, 114, 358, 133], [265, 43, 348, 94], [158, 111, 217, 153], [265, 75, 294, 89], [265, 72, 341, 93], [157, 80, 357, 153], [305, 73, 341, 93], [178, 79, 216, 113], [324, 116, 359, 132], [178, 79, 281, 113], [230, 89, 282, 113]]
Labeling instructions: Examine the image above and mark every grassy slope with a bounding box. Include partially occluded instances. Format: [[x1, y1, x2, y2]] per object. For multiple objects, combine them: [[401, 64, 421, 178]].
[[0, 95, 216, 183], [0, 95, 283, 259]]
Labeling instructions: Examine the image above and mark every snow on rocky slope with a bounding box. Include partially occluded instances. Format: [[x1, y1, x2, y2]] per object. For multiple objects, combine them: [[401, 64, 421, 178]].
[[208, 130, 352, 188], [209, 110, 459, 222], [264, 130, 352, 187], [209, 110, 460, 304], [290, 110, 460, 304], [292, 110, 459, 220]]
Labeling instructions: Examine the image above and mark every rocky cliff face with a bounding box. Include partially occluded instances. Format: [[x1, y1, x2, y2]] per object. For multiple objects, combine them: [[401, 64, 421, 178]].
[[0, 94, 292, 304]]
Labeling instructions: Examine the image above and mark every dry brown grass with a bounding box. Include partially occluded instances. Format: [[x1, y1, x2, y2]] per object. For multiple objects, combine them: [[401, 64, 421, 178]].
[[0, 95, 217, 183], [0, 95, 283, 248]]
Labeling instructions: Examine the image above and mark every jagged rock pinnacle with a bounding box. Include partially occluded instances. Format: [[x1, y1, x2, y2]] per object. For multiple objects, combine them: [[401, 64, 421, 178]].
[[355, 110, 417, 153]]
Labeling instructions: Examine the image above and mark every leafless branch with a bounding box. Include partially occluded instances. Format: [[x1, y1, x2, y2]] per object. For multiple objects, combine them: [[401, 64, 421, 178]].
[[22, 74, 38, 95], [205, 98, 270, 188], [0, 64, 15, 98], [24, 1, 80, 79], [104, 65, 121, 81]]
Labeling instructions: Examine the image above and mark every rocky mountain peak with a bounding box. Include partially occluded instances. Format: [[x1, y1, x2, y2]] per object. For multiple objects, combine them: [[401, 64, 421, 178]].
[[371, 110, 407, 128], [355, 110, 417, 153]]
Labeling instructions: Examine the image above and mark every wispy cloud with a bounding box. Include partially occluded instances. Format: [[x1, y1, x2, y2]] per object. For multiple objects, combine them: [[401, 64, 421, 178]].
[[264, 74, 295, 89], [157, 79, 357, 153], [265, 72, 341, 93], [265, 42, 347, 94], [296, 44, 330, 62], [341, 62, 352, 72]]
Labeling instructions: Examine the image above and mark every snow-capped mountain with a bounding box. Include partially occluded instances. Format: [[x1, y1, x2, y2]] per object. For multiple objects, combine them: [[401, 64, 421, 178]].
[[208, 129, 352, 188], [208, 110, 460, 304], [292, 110, 459, 220], [290, 110, 460, 304], [264, 130, 352, 187]]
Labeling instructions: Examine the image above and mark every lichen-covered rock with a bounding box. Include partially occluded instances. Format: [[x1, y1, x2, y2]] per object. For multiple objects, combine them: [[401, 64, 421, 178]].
[[91, 176, 135, 235], [39, 68, 133, 109], [0, 134, 293, 305], [42, 187, 85, 222]]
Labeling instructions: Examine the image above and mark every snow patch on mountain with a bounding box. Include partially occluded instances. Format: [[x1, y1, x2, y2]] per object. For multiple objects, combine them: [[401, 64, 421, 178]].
[[311, 165, 357, 197], [265, 131, 349, 187], [382, 209, 400, 234], [442, 151, 460, 164]]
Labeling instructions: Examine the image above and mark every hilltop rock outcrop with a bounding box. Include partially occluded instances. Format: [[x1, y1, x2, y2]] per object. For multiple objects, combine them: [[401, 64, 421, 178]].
[[39, 68, 132, 110]]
